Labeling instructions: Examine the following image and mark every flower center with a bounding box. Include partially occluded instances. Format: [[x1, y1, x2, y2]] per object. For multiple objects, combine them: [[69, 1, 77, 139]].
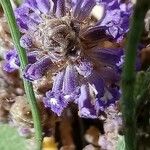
[[31, 16, 81, 60]]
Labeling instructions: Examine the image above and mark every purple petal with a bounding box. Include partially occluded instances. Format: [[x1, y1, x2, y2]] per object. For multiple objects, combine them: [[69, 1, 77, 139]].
[[23, 56, 52, 81], [4, 49, 17, 61], [44, 91, 68, 116], [77, 0, 96, 21], [52, 71, 65, 93], [91, 48, 123, 66], [3, 62, 19, 73], [3, 50, 20, 72], [20, 35, 32, 48], [77, 84, 97, 118], [27, 52, 38, 64], [76, 61, 93, 77], [82, 26, 112, 41], [98, 67, 120, 83], [35, 0, 51, 14], [62, 65, 78, 95], [74, 0, 96, 21], [55, 0, 66, 17], [87, 71, 105, 98]]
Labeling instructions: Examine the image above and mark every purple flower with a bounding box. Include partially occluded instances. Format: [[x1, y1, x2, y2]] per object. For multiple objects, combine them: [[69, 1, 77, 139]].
[[3, 0, 128, 118]]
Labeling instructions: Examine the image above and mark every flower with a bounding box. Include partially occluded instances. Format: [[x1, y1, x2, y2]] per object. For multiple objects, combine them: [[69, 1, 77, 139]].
[[3, 0, 130, 118]]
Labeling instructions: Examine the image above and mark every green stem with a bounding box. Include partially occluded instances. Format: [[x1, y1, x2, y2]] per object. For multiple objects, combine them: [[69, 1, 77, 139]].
[[121, 0, 150, 150], [0, 0, 42, 149]]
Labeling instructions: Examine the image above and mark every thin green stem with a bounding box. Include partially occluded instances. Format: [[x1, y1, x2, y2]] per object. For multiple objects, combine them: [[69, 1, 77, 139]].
[[0, 0, 42, 149], [121, 0, 150, 150]]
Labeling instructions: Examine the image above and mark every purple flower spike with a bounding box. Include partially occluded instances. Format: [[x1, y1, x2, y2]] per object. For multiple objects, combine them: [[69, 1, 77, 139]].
[[55, 0, 66, 17], [62, 65, 78, 95], [44, 91, 68, 116], [24, 56, 52, 81]]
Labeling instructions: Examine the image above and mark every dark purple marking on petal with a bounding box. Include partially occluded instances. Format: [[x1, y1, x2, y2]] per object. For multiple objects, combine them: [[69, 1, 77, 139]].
[[73, 0, 83, 18]]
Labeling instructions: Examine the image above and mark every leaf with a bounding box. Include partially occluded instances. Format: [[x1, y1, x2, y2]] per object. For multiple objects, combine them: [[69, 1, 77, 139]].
[[0, 124, 28, 150], [116, 135, 125, 150]]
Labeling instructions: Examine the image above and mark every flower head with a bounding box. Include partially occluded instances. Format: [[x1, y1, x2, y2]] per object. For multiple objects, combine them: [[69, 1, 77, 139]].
[[3, 0, 131, 118]]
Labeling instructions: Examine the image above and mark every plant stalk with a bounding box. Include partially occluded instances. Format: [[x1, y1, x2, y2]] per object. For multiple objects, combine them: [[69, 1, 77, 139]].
[[0, 0, 43, 149], [121, 0, 150, 150]]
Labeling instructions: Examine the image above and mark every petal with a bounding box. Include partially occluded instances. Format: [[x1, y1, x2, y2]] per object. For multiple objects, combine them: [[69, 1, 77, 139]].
[[43, 91, 68, 116], [76, 60, 93, 77], [4, 49, 17, 61], [74, 0, 96, 21], [91, 48, 123, 66], [77, 0, 96, 21], [82, 26, 112, 41], [98, 67, 120, 83], [23, 56, 52, 81], [52, 71, 65, 93], [62, 65, 78, 95], [87, 71, 105, 98], [55, 0, 66, 17], [20, 34, 32, 48], [77, 84, 97, 118], [3, 62, 18, 73], [27, 52, 38, 64], [35, 0, 51, 14]]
